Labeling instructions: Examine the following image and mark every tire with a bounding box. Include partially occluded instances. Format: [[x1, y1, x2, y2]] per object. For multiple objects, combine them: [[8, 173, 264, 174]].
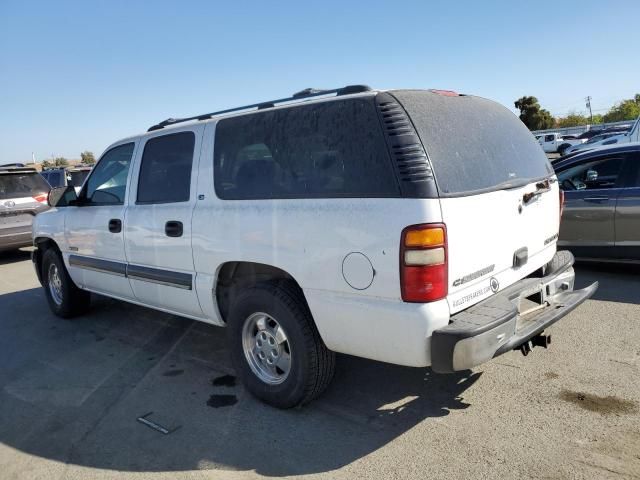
[[558, 144, 571, 156], [41, 248, 91, 318], [228, 282, 335, 408]]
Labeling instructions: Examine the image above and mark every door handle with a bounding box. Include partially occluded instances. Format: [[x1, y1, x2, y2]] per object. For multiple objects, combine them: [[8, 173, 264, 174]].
[[108, 218, 122, 233], [165, 220, 183, 237], [584, 196, 609, 202]]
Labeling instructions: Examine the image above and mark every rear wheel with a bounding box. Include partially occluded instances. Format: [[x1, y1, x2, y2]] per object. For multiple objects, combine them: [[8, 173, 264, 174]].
[[42, 249, 91, 318], [228, 283, 335, 408]]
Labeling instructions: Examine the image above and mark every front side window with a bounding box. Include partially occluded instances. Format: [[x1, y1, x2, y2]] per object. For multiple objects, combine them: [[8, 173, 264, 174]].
[[213, 98, 399, 199], [84, 143, 134, 205], [557, 156, 625, 191], [544, 134, 555, 142], [137, 132, 195, 204]]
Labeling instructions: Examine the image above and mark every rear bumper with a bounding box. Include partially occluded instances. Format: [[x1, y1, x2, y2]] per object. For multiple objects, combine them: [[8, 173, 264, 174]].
[[431, 251, 597, 373], [0, 226, 32, 251]]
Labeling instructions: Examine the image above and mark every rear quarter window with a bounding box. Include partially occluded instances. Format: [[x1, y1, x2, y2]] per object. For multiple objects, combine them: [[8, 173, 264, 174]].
[[213, 98, 399, 199], [392, 91, 553, 196]]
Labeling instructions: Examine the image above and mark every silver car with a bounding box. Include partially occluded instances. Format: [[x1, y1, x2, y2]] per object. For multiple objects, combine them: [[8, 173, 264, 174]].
[[555, 142, 640, 261], [0, 167, 50, 251]]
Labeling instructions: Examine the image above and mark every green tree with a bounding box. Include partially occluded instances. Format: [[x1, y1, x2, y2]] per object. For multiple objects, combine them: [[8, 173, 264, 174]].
[[556, 111, 588, 128], [41, 159, 52, 169], [54, 157, 69, 167], [514, 96, 555, 130], [603, 95, 640, 123], [80, 151, 96, 165]]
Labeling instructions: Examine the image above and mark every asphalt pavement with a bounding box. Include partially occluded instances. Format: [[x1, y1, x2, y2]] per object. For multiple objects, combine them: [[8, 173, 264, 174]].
[[0, 248, 638, 480]]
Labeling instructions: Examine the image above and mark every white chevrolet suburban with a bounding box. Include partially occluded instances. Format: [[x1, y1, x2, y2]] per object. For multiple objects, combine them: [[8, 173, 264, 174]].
[[32, 86, 597, 408]]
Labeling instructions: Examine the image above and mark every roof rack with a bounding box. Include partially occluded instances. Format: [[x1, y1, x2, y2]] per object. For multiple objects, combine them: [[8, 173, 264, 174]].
[[147, 84, 372, 132]]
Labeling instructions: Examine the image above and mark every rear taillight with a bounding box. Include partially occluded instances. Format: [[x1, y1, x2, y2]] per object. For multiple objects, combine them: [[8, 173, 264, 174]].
[[400, 224, 447, 302], [32, 193, 48, 204], [559, 190, 565, 219]]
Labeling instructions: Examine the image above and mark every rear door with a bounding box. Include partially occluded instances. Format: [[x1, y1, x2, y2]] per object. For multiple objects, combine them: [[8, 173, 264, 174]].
[[392, 91, 558, 313], [557, 153, 628, 258], [124, 126, 204, 318], [614, 151, 640, 259]]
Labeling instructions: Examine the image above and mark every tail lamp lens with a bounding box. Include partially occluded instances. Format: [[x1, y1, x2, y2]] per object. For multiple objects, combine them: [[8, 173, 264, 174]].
[[32, 193, 48, 204], [400, 224, 447, 302]]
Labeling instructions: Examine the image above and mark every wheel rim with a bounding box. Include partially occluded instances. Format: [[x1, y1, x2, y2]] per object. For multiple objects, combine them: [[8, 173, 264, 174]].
[[48, 263, 63, 306], [241, 312, 291, 385]]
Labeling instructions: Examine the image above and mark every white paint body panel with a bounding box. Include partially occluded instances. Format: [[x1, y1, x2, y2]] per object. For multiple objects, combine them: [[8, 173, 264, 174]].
[[124, 124, 205, 318], [441, 181, 560, 313]]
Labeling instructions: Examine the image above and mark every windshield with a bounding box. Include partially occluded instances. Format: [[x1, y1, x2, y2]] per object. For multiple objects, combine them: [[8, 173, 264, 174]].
[[392, 90, 553, 196], [0, 172, 50, 200]]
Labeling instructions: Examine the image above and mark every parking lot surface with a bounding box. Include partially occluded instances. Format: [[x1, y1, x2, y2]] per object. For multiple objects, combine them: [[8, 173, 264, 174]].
[[0, 249, 639, 480]]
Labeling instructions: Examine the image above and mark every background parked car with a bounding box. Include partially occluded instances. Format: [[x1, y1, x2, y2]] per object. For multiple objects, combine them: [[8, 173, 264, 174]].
[[555, 142, 640, 261], [538, 132, 586, 154], [0, 166, 50, 251], [41, 166, 92, 194], [561, 116, 639, 156], [563, 132, 626, 155]]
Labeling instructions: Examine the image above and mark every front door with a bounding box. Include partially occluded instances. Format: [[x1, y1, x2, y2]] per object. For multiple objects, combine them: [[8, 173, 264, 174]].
[[558, 153, 627, 258], [65, 142, 136, 299], [124, 127, 204, 318]]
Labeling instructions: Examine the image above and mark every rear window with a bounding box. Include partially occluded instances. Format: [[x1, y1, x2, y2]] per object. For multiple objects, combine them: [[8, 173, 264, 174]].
[[68, 170, 90, 187], [47, 171, 64, 187], [392, 91, 553, 196], [214, 98, 399, 199], [0, 172, 50, 199]]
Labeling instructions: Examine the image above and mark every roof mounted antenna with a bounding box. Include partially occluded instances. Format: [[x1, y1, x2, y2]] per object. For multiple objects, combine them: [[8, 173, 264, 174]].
[[147, 84, 372, 132]]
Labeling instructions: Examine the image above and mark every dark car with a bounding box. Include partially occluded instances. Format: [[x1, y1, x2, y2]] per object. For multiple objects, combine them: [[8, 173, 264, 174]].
[[0, 167, 51, 251], [554, 142, 640, 261], [41, 166, 92, 191]]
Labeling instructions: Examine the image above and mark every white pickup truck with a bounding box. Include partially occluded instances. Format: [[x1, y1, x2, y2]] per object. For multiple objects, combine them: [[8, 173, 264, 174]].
[[32, 86, 597, 408], [536, 132, 586, 154]]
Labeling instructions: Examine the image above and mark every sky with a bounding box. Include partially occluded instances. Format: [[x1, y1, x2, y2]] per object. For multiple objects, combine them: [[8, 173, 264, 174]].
[[1, 0, 638, 162]]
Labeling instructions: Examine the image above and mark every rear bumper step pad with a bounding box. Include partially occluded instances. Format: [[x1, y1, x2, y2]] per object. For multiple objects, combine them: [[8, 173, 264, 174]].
[[431, 250, 598, 373]]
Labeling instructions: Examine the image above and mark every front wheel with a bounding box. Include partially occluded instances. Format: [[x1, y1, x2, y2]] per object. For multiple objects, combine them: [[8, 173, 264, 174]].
[[228, 283, 335, 408], [42, 249, 91, 318]]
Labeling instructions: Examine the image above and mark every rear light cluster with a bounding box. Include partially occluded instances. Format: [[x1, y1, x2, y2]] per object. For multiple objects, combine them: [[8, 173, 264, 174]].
[[400, 224, 448, 302], [32, 193, 48, 204], [559, 190, 565, 219]]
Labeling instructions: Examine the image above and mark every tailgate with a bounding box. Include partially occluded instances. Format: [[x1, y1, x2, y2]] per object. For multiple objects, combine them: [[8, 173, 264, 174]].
[[441, 182, 559, 314]]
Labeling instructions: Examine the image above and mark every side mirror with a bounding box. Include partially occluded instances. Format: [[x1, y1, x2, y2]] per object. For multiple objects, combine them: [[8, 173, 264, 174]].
[[48, 185, 78, 207], [585, 169, 598, 182]]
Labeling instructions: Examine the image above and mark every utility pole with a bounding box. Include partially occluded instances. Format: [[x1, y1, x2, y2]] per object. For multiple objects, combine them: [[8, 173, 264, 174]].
[[585, 96, 593, 125]]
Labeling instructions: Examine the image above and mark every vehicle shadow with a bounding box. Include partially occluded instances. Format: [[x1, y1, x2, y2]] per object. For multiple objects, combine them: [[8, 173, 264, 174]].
[[0, 247, 32, 265], [575, 262, 640, 305], [0, 287, 481, 476]]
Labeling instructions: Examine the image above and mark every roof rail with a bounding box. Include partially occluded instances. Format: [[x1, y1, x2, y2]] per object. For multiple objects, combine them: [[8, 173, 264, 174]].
[[0, 166, 37, 173], [147, 84, 372, 132]]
